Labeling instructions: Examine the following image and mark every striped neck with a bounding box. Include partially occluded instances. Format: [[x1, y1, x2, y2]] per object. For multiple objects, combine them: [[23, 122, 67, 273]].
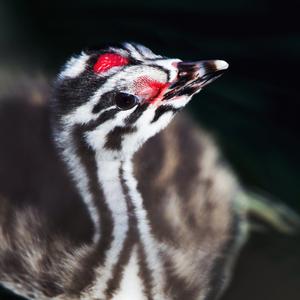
[[55, 124, 168, 299]]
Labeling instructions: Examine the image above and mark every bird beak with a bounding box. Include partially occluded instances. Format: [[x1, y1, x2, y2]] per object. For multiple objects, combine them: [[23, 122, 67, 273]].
[[176, 59, 229, 88], [168, 60, 229, 90], [162, 59, 229, 101]]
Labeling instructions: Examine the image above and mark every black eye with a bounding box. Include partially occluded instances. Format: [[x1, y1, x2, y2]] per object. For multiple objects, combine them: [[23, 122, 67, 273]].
[[114, 92, 139, 110]]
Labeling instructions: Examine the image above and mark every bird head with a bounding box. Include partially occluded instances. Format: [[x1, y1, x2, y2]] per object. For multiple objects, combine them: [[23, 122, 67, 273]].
[[52, 42, 228, 160]]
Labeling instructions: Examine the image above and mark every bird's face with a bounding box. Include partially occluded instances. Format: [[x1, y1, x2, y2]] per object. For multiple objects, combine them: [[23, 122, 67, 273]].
[[53, 43, 228, 159]]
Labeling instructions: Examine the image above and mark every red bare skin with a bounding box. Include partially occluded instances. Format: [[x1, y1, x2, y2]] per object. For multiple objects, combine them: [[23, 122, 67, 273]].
[[133, 76, 170, 105]]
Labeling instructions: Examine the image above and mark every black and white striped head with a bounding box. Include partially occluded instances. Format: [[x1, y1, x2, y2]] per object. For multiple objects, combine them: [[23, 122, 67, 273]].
[[53, 43, 228, 159]]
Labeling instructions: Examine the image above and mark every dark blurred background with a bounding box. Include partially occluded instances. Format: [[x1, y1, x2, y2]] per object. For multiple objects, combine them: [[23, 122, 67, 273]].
[[0, 0, 299, 299]]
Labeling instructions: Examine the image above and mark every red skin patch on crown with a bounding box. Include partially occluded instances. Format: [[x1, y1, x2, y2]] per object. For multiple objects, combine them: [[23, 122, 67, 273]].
[[93, 53, 129, 73], [133, 76, 169, 104]]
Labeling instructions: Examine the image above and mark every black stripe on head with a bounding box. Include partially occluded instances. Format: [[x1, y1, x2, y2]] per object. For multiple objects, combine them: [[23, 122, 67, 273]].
[[83, 108, 120, 132], [131, 43, 146, 58], [104, 126, 137, 151], [145, 56, 168, 61], [125, 103, 149, 125], [92, 92, 116, 114], [53, 55, 108, 117], [151, 105, 179, 123]]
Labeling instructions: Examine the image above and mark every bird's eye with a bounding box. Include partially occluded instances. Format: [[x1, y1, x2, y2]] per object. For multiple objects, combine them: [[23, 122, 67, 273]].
[[114, 92, 139, 110]]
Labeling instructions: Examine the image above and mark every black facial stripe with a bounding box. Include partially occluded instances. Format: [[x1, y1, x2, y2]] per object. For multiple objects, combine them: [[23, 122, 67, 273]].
[[81, 101, 149, 151], [125, 103, 149, 125], [53, 56, 109, 117], [122, 42, 149, 63], [145, 56, 168, 61], [104, 126, 137, 150], [54, 77, 107, 117], [92, 92, 116, 114], [117, 43, 132, 55], [83, 108, 120, 132], [131, 43, 145, 58], [151, 105, 179, 123]]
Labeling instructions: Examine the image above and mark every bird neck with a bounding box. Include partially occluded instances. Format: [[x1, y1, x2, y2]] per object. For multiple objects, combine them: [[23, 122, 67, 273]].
[[88, 151, 166, 299], [55, 124, 166, 298], [55, 123, 135, 243]]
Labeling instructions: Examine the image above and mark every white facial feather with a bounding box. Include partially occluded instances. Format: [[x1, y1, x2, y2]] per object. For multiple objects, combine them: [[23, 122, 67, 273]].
[[59, 52, 89, 79], [63, 64, 172, 126], [121, 107, 174, 157]]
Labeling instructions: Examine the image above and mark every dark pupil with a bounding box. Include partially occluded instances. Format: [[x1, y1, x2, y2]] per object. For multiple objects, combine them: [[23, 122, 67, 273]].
[[115, 92, 138, 110]]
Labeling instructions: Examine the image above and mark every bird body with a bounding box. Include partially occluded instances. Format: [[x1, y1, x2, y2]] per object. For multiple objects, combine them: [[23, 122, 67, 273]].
[[0, 43, 296, 300], [0, 99, 243, 300]]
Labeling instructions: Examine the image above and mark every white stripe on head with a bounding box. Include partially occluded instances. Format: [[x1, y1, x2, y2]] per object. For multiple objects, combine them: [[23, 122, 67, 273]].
[[121, 107, 174, 157], [108, 47, 130, 58], [122, 43, 145, 61], [85, 108, 134, 160], [149, 58, 181, 82], [133, 44, 161, 60], [58, 52, 90, 79]]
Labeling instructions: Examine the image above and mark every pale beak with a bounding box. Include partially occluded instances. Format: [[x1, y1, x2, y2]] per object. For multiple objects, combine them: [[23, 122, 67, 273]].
[[176, 59, 229, 87], [163, 59, 229, 100]]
